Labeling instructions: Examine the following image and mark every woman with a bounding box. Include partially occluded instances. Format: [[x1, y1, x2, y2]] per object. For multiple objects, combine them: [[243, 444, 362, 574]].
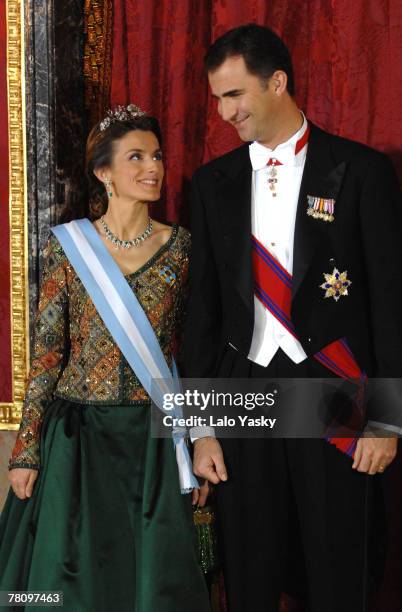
[[0, 105, 210, 612]]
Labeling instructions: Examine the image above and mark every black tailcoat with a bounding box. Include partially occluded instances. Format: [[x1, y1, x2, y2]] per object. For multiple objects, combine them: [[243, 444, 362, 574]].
[[183, 124, 402, 392]]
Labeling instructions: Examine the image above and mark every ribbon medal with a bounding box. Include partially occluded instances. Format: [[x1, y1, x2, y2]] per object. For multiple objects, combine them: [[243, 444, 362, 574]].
[[320, 268, 351, 301], [307, 195, 335, 222]]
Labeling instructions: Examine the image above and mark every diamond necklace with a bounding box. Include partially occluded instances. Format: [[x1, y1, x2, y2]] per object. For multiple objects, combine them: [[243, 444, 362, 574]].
[[99, 216, 153, 249]]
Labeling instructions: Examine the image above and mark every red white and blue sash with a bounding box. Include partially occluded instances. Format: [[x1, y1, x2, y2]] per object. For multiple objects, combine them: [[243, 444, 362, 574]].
[[252, 235, 366, 457]]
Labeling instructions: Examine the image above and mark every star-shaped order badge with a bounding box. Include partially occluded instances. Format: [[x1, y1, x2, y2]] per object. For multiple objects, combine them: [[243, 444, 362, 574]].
[[320, 268, 351, 301]]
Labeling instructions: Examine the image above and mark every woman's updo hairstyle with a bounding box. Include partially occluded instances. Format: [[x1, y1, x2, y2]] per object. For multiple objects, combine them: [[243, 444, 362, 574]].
[[86, 105, 162, 219]]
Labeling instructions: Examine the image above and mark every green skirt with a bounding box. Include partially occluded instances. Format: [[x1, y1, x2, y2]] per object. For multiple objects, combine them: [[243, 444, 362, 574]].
[[0, 399, 210, 612]]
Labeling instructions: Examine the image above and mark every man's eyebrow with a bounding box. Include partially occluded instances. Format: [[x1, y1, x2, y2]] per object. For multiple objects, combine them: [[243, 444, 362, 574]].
[[212, 89, 244, 99]]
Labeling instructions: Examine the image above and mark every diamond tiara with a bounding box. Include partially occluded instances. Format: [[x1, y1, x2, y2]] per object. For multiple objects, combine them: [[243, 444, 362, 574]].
[[99, 104, 147, 132]]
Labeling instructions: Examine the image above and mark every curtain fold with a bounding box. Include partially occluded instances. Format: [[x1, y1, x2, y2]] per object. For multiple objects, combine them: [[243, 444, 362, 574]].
[[84, 0, 114, 126], [111, 0, 213, 224]]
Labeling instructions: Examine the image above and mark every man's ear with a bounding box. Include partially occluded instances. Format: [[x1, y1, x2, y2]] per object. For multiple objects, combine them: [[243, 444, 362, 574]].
[[271, 70, 288, 95]]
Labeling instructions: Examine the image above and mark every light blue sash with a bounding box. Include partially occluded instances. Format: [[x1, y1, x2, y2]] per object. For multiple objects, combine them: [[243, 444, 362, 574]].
[[52, 218, 198, 493]]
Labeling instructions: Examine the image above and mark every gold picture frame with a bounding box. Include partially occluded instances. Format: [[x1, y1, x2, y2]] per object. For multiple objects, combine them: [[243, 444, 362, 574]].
[[0, 0, 29, 429]]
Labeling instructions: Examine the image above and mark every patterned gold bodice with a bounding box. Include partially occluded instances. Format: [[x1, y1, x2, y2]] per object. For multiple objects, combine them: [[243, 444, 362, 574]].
[[10, 224, 190, 470]]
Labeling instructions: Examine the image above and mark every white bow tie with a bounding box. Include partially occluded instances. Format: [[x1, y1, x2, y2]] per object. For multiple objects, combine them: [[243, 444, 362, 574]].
[[249, 142, 296, 171]]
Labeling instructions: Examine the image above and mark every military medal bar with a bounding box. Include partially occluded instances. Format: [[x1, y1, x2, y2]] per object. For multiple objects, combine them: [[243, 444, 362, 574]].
[[307, 195, 335, 222]]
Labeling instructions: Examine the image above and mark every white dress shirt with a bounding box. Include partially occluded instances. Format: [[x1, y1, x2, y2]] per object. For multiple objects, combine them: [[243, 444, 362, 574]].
[[191, 114, 310, 441], [247, 114, 309, 367]]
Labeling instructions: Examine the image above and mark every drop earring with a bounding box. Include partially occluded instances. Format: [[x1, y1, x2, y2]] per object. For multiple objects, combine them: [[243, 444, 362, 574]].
[[105, 178, 113, 199]]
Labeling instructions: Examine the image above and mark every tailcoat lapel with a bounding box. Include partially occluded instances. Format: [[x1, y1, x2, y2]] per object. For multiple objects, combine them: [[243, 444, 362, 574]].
[[215, 145, 254, 314], [292, 124, 347, 299]]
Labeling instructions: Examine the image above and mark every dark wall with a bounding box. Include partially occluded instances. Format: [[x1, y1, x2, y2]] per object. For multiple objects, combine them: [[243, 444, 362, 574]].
[[26, 0, 86, 326]]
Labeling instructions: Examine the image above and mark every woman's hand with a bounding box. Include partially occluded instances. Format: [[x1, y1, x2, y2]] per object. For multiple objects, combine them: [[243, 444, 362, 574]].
[[8, 468, 38, 500], [191, 479, 210, 507]]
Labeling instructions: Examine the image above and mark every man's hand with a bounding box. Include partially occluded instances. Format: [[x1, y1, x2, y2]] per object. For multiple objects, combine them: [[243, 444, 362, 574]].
[[193, 437, 228, 484], [352, 432, 398, 475], [8, 468, 38, 499]]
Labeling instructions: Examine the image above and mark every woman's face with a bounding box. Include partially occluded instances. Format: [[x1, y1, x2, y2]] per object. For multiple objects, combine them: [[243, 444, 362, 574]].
[[106, 129, 164, 202]]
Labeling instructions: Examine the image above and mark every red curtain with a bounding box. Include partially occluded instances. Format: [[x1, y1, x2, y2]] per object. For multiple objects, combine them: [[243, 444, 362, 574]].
[[0, 3, 12, 403], [111, 0, 212, 224], [110, 0, 402, 224], [203, 1, 402, 168]]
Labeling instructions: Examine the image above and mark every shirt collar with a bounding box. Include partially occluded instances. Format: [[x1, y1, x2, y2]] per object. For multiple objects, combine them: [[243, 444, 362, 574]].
[[249, 112, 309, 171]]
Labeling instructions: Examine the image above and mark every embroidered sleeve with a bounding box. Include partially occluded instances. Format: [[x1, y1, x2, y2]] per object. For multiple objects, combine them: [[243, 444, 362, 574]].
[[9, 234, 69, 470]]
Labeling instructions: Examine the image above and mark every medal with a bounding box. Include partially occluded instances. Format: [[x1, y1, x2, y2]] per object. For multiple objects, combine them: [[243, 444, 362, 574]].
[[320, 268, 351, 301], [307, 195, 335, 222], [267, 158, 282, 198]]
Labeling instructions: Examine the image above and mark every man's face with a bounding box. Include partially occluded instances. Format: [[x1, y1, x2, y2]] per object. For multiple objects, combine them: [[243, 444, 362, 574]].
[[208, 55, 280, 144]]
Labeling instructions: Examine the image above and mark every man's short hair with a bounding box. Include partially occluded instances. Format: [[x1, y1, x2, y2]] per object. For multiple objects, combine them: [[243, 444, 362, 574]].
[[204, 23, 295, 96]]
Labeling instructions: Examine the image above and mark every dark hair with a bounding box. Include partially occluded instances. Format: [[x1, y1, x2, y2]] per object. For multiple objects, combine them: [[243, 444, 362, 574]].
[[86, 114, 162, 219], [204, 23, 295, 96]]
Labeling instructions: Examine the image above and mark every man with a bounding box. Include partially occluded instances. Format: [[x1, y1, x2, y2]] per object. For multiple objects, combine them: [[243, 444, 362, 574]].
[[183, 24, 402, 612]]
